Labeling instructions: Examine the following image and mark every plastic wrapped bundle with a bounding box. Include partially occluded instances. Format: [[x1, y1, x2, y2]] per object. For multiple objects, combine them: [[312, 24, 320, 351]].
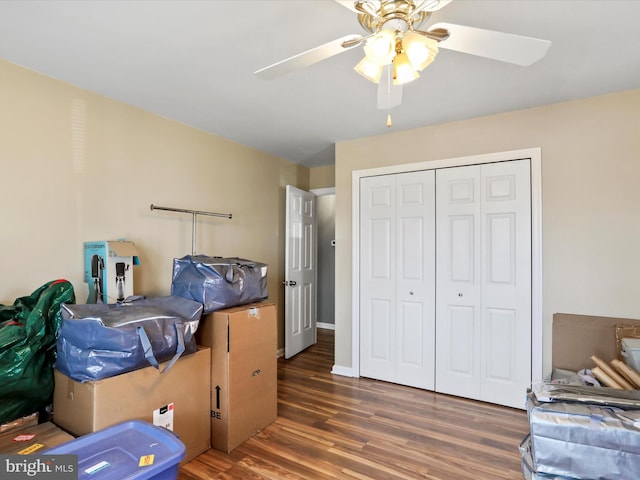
[[528, 399, 640, 479], [520, 435, 578, 480], [171, 255, 268, 313], [55, 296, 202, 382]]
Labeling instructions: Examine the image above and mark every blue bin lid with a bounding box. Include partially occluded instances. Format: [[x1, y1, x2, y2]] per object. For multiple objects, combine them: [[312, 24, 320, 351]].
[[44, 420, 186, 480]]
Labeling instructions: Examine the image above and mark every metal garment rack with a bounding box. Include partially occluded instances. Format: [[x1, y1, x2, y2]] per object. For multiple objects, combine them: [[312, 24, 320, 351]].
[[150, 204, 232, 255]]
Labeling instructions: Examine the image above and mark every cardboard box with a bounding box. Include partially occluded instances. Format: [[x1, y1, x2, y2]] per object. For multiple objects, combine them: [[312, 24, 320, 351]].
[[0, 422, 74, 455], [552, 313, 640, 371], [0, 412, 38, 435], [197, 302, 277, 452], [84, 240, 140, 303], [53, 348, 211, 464]]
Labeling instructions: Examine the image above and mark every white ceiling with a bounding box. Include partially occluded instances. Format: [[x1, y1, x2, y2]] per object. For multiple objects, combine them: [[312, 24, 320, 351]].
[[1, 0, 639, 168]]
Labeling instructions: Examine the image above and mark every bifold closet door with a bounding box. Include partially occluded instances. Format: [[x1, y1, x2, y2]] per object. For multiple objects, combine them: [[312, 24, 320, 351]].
[[360, 171, 436, 390], [435, 160, 531, 409]]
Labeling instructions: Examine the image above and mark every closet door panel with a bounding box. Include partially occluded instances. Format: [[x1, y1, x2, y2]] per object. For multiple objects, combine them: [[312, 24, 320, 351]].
[[395, 171, 435, 389], [435, 165, 482, 398], [480, 160, 531, 407], [360, 176, 396, 383]]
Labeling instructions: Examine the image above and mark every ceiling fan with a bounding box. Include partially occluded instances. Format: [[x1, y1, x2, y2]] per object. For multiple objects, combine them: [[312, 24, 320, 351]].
[[255, 0, 551, 125]]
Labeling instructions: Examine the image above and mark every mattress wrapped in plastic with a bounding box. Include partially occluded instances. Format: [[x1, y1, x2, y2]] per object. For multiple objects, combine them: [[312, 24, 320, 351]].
[[528, 398, 640, 479], [171, 255, 268, 313], [55, 296, 202, 382]]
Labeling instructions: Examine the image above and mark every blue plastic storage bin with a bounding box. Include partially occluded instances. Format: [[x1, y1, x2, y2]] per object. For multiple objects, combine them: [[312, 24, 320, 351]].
[[44, 420, 185, 480]]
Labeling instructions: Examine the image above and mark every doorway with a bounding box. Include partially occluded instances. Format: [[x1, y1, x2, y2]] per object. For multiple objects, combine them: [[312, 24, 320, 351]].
[[312, 188, 336, 330]]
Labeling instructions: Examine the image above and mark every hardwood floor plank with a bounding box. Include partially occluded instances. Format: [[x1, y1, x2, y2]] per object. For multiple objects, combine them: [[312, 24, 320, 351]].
[[179, 329, 528, 479]]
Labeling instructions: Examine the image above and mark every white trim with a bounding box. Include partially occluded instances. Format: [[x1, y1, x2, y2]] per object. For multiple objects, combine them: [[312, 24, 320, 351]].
[[352, 147, 544, 385], [317, 322, 336, 330], [352, 170, 362, 377], [310, 187, 335, 196], [531, 153, 544, 383], [331, 364, 356, 377], [277, 347, 285, 358]]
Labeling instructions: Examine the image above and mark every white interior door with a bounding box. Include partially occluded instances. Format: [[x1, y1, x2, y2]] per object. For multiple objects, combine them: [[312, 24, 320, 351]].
[[360, 171, 436, 389], [284, 185, 317, 359], [435, 160, 531, 408]]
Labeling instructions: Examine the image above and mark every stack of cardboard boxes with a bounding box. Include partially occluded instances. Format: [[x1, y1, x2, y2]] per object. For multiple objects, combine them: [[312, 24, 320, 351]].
[[52, 302, 278, 458], [1, 241, 277, 464]]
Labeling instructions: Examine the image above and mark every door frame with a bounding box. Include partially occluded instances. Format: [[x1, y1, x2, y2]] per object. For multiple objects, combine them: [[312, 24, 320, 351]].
[[351, 148, 543, 382]]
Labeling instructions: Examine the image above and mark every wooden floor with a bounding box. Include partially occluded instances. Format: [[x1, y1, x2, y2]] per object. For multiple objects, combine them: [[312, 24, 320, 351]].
[[179, 329, 529, 480]]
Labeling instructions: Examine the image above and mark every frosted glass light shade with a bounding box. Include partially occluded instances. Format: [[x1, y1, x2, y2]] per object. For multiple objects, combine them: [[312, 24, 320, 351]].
[[354, 57, 384, 83], [402, 31, 439, 71], [392, 52, 419, 85], [363, 29, 396, 66]]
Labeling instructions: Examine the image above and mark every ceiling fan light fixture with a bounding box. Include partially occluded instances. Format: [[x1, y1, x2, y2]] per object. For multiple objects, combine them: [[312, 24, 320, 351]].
[[402, 31, 439, 71], [363, 29, 396, 65], [392, 51, 419, 85], [354, 56, 384, 83]]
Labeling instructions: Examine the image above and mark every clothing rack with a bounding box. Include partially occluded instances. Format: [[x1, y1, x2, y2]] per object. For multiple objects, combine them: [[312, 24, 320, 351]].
[[150, 204, 232, 255]]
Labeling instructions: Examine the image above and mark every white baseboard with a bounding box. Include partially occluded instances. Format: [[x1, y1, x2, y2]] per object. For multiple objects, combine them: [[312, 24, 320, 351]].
[[317, 322, 335, 330], [276, 347, 284, 358], [331, 365, 357, 377]]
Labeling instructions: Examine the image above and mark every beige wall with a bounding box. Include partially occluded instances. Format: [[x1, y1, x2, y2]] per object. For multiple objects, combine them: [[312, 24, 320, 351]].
[[335, 89, 640, 376], [310, 164, 335, 189], [0, 59, 309, 351]]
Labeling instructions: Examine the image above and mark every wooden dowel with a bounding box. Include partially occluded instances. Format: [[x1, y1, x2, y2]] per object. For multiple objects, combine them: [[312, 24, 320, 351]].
[[592, 366, 623, 389], [611, 359, 640, 389], [591, 355, 635, 390]]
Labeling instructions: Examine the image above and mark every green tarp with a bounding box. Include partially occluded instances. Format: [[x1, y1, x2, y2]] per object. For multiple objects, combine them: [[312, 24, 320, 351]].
[[0, 280, 75, 424]]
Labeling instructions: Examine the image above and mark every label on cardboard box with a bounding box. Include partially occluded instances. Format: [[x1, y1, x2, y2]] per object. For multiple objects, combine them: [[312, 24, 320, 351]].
[[12, 434, 36, 442], [153, 403, 174, 431], [84, 241, 140, 303], [17, 443, 44, 455]]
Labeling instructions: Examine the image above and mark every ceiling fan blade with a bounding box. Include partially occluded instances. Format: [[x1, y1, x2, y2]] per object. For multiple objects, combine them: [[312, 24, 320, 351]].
[[255, 34, 363, 80], [334, 1, 360, 13], [431, 22, 551, 66], [377, 65, 402, 110]]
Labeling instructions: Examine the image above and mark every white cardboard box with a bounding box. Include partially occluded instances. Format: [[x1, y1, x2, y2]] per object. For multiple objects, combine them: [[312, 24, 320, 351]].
[[83, 240, 140, 303]]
